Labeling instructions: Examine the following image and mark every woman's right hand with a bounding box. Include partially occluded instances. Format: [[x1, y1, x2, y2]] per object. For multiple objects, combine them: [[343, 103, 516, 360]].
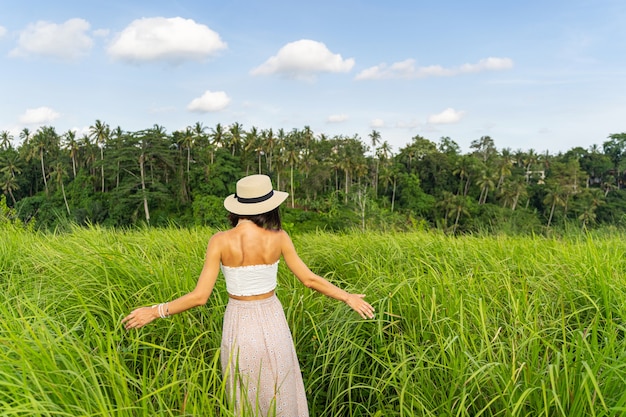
[[121, 306, 158, 330]]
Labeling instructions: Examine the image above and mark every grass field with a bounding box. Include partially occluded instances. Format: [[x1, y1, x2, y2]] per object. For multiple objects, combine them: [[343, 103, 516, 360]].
[[1, 224, 626, 416]]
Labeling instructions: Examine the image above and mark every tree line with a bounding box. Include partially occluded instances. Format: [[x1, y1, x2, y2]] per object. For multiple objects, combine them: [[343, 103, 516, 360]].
[[1, 121, 625, 234]]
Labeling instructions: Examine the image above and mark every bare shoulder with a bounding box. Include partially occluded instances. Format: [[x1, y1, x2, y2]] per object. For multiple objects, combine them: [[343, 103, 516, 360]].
[[207, 230, 229, 250], [277, 229, 297, 253], [276, 229, 292, 243]]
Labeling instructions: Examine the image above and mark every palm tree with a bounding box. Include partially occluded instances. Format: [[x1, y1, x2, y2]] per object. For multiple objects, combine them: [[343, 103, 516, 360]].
[[210, 123, 226, 147], [19, 128, 32, 146], [132, 125, 170, 225], [377, 140, 392, 161], [603, 133, 626, 188], [274, 132, 287, 191], [284, 134, 299, 208], [77, 133, 96, 181], [588, 143, 601, 154], [369, 129, 381, 150], [0, 151, 22, 180], [109, 126, 127, 189], [499, 178, 527, 211], [537, 150, 552, 173], [578, 188, 605, 230], [139, 150, 150, 224], [89, 120, 110, 192], [336, 141, 353, 204], [369, 129, 382, 196], [300, 140, 318, 183], [250, 128, 265, 174], [336, 135, 368, 203], [0, 148, 22, 207], [328, 140, 342, 194], [173, 127, 193, 201], [30, 126, 59, 195], [523, 149, 537, 183], [453, 155, 476, 197], [379, 162, 399, 212], [206, 123, 226, 165], [495, 149, 513, 190], [242, 126, 260, 175], [51, 161, 71, 215], [274, 129, 288, 187], [451, 194, 470, 234], [189, 122, 207, 171], [602, 177, 617, 197], [475, 168, 495, 204], [352, 183, 368, 231], [543, 182, 566, 227], [0, 131, 13, 150], [1, 170, 19, 205], [436, 191, 456, 231], [375, 140, 393, 203], [180, 126, 195, 174], [63, 130, 79, 178], [578, 208, 595, 230], [404, 148, 416, 171], [263, 128, 276, 173], [227, 122, 243, 156]]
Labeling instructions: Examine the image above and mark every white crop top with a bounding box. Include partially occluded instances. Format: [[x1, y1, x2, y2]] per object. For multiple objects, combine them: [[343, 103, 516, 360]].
[[221, 261, 279, 297]]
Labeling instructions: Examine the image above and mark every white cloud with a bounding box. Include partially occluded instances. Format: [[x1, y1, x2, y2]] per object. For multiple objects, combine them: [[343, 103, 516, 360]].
[[187, 90, 231, 112], [19, 107, 61, 124], [10, 19, 93, 60], [459, 57, 514, 72], [428, 108, 465, 124], [0, 26, 7, 39], [251, 39, 355, 79], [356, 57, 513, 80], [327, 114, 348, 123], [93, 28, 110, 38], [370, 118, 385, 128], [107, 17, 227, 64]]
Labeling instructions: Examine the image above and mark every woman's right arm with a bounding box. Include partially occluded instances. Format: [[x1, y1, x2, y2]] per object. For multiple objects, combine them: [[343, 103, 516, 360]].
[[280, 231, 374, 319], [122, 233, 223, 329]]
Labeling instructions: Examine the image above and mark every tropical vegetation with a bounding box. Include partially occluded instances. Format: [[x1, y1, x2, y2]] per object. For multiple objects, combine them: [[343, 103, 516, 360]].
[[1, 123, 625, 233]]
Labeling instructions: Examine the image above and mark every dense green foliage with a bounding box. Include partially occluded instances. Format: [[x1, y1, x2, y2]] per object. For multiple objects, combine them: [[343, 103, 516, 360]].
[[1, 124, 626, 233], [2, 225, 626, 416]]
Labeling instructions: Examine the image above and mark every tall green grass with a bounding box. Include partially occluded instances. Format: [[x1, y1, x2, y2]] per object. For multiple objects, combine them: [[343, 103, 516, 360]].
[[1, 225, 626, 416]]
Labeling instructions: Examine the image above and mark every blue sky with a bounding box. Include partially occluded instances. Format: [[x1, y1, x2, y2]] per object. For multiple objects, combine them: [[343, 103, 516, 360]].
[[1, 0, 625, 155]]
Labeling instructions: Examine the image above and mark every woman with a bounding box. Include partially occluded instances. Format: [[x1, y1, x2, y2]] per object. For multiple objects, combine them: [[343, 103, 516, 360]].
[[122, 174, 375, 416]]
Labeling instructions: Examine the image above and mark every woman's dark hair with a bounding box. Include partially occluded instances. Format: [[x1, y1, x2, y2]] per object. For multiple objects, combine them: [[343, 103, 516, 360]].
[[228, 207, 282, 230]]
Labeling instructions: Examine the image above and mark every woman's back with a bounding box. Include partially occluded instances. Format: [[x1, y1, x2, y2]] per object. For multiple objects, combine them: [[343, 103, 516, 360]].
[[218, 219, 283, 267]]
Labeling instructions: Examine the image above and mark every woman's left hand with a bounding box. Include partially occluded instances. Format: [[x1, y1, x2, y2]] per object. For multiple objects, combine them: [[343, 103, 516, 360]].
[[345, 294, 375, 319]]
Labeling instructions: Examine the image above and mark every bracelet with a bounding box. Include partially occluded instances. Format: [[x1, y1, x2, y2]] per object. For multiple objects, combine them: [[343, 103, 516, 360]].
[[153, 302, 171, 318]]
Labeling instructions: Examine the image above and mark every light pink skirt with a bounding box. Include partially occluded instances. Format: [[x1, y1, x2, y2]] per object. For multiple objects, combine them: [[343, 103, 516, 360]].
[[221, 295, 309, 417]]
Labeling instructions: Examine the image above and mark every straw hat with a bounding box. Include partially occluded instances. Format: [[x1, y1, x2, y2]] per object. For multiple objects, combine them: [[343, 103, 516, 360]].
[[223, 174, 289, 215]]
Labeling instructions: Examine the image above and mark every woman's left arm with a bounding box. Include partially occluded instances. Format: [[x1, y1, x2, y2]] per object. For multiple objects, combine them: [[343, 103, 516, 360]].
[[280, 231, 375, 319]]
